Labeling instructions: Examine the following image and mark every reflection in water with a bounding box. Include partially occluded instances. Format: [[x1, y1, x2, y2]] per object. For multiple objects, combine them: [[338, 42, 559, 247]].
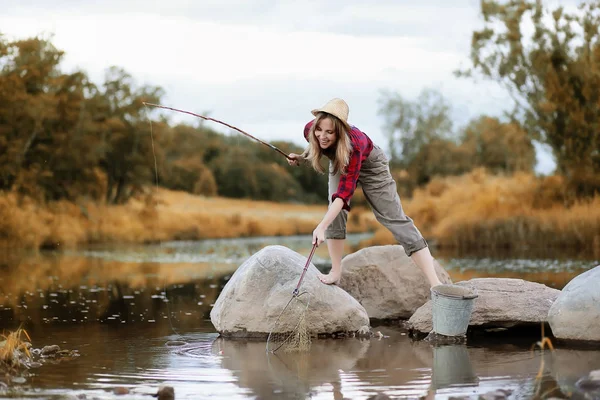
[[0, 234, 599, 399], [431, 345, 478, 390], [212, 338, 370, 399]]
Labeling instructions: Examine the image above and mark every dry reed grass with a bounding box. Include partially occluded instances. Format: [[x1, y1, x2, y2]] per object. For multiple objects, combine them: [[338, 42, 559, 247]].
[[2, 170, 598, 254], [0, 188, 377, 250], [0, 328, 31, 370], [357, 169, 600, 255]]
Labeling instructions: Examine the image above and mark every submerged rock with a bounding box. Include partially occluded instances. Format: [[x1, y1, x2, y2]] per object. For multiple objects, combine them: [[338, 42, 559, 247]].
[[210, 245, 370, 338], [338, 245, 452, 320], [548, 265, 600, 343], [408, 278, 559, 335], [153, 386, 175, 400]]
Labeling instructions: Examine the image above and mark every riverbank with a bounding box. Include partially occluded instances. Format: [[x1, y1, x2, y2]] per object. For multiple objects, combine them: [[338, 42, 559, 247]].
[[0, 188, 378, 250], [2, 170, 599, 256], [358, 169, 600, 257]]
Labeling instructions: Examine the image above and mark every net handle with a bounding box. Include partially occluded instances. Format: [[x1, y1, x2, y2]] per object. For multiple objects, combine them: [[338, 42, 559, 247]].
[[292, 243, 318, 296]]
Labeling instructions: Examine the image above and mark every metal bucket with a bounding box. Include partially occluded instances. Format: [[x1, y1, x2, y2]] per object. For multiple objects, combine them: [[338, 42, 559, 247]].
[[431, 284, 478, 337]]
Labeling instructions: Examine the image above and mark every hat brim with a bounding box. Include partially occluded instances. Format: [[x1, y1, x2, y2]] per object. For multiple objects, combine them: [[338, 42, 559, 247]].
[[311, 109, 351, 132]]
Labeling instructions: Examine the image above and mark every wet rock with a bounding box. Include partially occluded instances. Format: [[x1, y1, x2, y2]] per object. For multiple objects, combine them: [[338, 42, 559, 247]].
[[575, 369, 600, 395], [113, 386, 129, 395], [357, 325, 372, 338], [27, 361, 43, 368], [210, 245, 370, 338], [41, 345, 61, 356], [424, 331, 466, 345], [10, 376, 26, 384], [408, 278, 559, 335], [153, 385, 175, 400], [548, 265, 600, 342], [339, 245, 452, 320], [366, 394, 392, 400], [478, 388, 512, 399]]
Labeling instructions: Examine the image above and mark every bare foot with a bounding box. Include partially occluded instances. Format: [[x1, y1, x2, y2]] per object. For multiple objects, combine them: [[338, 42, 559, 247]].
[[319, 272, 341, 285]]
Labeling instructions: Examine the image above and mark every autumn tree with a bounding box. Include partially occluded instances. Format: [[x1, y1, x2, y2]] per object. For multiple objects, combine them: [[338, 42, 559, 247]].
[[460, 116, 536, 173], [459, 0, 600, 196], [0, 36, 102, 201], [378, 88, 454, 168], [93, 66, 164, 204]]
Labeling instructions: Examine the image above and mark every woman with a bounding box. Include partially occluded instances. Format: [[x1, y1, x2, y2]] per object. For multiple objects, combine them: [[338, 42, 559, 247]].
[[287, 98, 443, 288]]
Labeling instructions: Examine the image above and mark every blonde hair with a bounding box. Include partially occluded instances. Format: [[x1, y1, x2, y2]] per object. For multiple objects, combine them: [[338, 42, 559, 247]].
[[303, 113, 353, 175]]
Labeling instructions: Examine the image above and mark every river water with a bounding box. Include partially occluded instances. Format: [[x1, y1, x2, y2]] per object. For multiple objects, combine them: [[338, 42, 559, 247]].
[[0, 234, 599, 399]]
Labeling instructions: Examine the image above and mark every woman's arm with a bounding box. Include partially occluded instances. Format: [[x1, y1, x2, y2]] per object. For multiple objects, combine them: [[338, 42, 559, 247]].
[[312, 197, 345, 246]]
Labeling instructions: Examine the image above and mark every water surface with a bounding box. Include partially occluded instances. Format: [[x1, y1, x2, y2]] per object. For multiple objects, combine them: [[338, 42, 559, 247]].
[[0, 235, 598, 399]]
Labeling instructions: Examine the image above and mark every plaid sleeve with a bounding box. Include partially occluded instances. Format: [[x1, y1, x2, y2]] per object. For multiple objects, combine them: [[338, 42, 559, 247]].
[[331, 148, 362, 211]]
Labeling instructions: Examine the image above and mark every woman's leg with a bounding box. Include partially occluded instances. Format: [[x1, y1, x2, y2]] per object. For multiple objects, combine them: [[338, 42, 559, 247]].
[[359, 147, 444, 288], [320, 163, 347, 285], [322, 238, 345, 284], [410, 247, 442, 288]]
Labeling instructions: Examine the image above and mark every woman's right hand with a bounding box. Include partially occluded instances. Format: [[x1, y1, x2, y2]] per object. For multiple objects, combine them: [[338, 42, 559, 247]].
[[287, 153, 303, 167]]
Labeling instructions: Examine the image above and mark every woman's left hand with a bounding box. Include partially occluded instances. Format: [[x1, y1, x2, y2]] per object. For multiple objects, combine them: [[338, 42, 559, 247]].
[[312, 225, 326, 246]]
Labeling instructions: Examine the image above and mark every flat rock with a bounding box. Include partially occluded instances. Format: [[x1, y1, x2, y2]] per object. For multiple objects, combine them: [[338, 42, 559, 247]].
[[338, 245, 452, 320], [408, 278, 560, 335]]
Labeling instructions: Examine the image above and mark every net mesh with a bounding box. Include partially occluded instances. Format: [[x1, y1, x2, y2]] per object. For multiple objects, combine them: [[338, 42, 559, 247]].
[[266, 292, 312, 353]]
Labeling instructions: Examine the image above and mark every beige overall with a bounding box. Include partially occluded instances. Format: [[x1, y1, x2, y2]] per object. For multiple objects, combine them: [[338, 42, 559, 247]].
[[325, 146, 428, 257]]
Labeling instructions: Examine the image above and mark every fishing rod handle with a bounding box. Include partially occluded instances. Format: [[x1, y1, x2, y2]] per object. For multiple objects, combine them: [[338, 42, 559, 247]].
[[293, 243, 318, 295]]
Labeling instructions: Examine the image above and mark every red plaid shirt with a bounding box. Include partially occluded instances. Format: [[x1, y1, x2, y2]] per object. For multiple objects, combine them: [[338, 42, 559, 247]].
[[304, 120, 374, 211]]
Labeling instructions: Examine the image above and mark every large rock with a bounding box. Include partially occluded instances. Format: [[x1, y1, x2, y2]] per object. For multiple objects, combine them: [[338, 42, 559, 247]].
[[408, 278, 560, 335], [338, 245, 452, 320], [548, 265, 600, 342], [210, 245, 370, 337]]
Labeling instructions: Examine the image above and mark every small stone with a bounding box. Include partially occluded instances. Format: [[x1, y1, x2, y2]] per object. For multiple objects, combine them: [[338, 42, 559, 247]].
[[589, 369, 600, 381], [28, 361, 43, 368], [366, 394, 391, 400], [41, 345, 61, 356], [11, 376, 26, 384], [113, 387, 130, 395], [357, 325, 371, 337], [154, 385, 175, 400], [576, 376, 600, 392]]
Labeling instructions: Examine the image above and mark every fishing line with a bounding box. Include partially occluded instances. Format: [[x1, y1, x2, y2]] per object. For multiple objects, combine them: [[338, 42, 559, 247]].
[[143, 103, 183, 342]]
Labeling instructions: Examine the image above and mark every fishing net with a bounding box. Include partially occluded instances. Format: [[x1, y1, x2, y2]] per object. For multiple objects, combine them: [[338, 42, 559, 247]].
[[266, 291, 312, 353], [266, 244, 317, 353]]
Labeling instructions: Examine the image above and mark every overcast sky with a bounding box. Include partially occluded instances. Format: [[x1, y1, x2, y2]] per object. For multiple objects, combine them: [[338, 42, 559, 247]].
[[1, 0, 575, 173]]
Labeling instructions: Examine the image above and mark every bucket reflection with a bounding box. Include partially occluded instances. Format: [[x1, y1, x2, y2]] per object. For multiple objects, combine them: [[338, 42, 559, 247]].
[[431, 344, 479, 390]]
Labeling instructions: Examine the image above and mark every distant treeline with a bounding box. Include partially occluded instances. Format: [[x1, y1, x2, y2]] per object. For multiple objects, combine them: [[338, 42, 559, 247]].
[[0, 35, 540, 206], [0, 35, 328, 205], [1, 0, 599, 208]]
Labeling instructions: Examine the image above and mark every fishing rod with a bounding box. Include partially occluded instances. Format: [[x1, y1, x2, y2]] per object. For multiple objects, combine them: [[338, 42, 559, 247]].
[[143, 102, 292, 160]]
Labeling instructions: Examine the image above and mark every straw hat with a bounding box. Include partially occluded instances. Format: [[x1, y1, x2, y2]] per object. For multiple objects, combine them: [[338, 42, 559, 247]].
[[311, 98, 351, 132]]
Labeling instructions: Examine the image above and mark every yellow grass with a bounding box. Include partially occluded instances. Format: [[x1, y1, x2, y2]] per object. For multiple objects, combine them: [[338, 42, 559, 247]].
[[357, 169, 600, 256], [0, 328, 31, 369], [2, 170, 599, 255], [0, 188, 378, 250]]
